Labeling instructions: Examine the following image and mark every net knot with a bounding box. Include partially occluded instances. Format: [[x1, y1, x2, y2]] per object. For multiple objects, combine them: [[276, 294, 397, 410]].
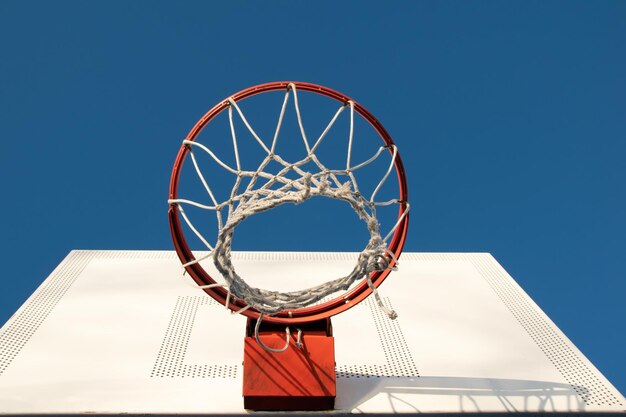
[[366, 254, 390, 273], [300, 173, 313, 200], [337, 181, 352, 195]]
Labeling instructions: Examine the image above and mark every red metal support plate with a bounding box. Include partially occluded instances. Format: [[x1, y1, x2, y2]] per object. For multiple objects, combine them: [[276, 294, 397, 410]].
[[242, 318, 336, 410]]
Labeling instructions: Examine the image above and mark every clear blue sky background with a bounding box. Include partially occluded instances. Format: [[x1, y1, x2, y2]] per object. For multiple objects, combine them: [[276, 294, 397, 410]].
[[1, 1, 624, 396]]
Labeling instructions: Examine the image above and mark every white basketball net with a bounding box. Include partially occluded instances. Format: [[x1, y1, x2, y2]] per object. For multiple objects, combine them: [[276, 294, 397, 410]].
[[169, 83, 409, 321]]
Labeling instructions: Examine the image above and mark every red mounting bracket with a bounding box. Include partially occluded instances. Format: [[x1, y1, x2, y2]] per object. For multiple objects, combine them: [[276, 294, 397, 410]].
[[243, 318, 336, 411]]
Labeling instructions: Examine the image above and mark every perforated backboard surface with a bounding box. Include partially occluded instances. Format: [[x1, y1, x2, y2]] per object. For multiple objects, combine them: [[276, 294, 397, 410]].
[[0, 251, 624, 415]]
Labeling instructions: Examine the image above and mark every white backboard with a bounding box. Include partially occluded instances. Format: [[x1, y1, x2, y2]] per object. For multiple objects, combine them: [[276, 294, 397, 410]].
[[0, 251, 624, 415]]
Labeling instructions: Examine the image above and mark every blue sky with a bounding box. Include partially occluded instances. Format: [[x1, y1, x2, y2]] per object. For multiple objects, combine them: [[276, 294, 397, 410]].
[[1, 1, 624, 395]]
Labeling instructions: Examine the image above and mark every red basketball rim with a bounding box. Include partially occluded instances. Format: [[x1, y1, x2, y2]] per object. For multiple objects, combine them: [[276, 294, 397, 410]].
[[168, 81, 409, 325]]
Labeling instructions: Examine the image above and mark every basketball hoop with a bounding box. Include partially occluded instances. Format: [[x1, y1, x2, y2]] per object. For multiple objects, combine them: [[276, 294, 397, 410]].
[[169, 81, 408, 324], [167, 81, 409, 410]]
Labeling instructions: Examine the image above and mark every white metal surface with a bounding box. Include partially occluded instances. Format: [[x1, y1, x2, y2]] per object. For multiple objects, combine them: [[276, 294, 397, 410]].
[[0, 251, 623, 415]]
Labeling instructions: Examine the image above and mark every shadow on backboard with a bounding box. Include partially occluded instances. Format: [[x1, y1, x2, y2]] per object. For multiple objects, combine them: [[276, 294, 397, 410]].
[[336, 374, 588, 413]]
